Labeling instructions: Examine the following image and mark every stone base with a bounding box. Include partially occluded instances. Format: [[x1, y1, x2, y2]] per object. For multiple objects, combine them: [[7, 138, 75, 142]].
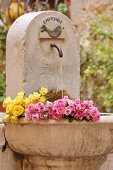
[[23, 155, 107, 170], [0, 117, 23, 170], [0, 147, 23, 170]]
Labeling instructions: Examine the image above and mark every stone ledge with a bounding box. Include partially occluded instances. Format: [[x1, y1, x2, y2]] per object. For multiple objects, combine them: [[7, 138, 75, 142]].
[[0, 123, 5, 150], [0, 147, 23, 170], [13, 114, 113, 125], [0, 113, 5, 124], [0, 113, 5, 151]]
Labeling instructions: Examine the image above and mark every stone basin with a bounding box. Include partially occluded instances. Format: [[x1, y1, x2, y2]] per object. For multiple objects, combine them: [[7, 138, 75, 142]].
[[4, 115, 113, 157], [4, 115, 113, 170]]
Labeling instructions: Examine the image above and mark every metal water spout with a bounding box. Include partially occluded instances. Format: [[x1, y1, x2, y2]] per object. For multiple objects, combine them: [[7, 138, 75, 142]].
[[50, 43, 63, 57]]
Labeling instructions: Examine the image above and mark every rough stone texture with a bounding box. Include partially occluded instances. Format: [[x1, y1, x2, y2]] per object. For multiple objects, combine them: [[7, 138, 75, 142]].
[[5, 116, 113, 157], [24, 155, 107, 170], [0, 114, 23, 170], [0, 147, 23, 170], [4, 115, 113, 170], [99, 154, 113, 170], [0, 123, 5, 150], [0, 113, 5, 123], [6, 11, 80, 99]]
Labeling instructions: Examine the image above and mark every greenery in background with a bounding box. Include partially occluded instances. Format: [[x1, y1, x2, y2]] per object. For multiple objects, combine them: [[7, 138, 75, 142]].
[[0, 72, 5, 102], [0, 25, 8, 50], [57, 3, 68, 15], [81, 13, 113, 112], [0, 24, 8, 102]]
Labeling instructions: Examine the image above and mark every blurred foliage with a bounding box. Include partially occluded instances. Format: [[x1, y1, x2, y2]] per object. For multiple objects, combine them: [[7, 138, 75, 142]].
[[0, 72, 5, 102], [57, 3, 68, 15], [80, 13, 113, 112], [0, 25, 8, 51], [0, 24, 8, 102]]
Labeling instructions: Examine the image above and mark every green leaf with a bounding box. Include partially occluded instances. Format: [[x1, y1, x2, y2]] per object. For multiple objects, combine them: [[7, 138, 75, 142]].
[[68, 116, 74, 123]]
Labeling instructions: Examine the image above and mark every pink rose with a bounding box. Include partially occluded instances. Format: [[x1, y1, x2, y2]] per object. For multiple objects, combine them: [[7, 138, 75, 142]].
[[74, 99, 80, 105], [76, 104, 81, 111], [92, 114, 100, 122], [74, 113, 80, 119], [25, 109, 31, 115], [40, 114, 48, 119], [25, 109, 33, 120], [37, 102, 44, 106], [52, 104, 57, 111], [70, 112, 75, 116], [35, 102, 44, 112], [83, 100, 93, 107], [68, 104, 75, 112], [56, 107, 64, 115], [25, 111, 32, 120], [64, 108, 71, 116], [86, 115, 91, 120], [28, 104, 36, 112], [32, 114, 40, 121], [81, 103, 86, 110], [63, 96, 69, 102], [55, 99, 65, 107], [52, 112, 62, 120], [46, 101, 53, 108]]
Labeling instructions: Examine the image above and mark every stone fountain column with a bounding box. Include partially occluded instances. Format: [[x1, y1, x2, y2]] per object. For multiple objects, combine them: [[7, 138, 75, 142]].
[[6, 11, 80, 99], [1, 11, 113, 170]]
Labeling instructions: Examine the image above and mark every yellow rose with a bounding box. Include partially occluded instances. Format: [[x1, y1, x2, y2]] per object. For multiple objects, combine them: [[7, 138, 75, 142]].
[[32, 92, 40, 101], [14, 96, 24, 105], [10, 116, 18, 124], [38, 96, 46, 103], [6, 104, 14, 115], [13, 105, 24, 116], [25, 98, 31, 108], [3, 114, 10, 123], [39, 87, 48, 96], [18, 91, 25, 97], [28, 94, 34, 103], [9, 100, 14, 105], [3, 97, 11, 108]]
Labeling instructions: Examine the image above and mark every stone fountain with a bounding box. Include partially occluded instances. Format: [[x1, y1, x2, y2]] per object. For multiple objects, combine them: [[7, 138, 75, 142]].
[[1, 11, 113, 170]]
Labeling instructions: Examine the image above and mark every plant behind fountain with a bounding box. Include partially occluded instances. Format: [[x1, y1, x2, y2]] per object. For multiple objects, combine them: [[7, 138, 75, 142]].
[[81, 12, 113, 113]]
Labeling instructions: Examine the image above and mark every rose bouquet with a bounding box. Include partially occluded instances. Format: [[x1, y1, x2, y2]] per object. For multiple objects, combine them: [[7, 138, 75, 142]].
[[3, 87, 48, 124], [3, 87, 100, 124]]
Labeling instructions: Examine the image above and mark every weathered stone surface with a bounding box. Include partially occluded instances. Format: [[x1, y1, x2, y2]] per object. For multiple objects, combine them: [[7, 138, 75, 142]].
[[0, 113, 5, 150], [6, 11, 80, 99], [0, 113, 23, 170], [0, 124, 5, 150], [0, 125, 23, 170], [5, 116, 113, 157], [24, 155, 107, 170], [0, 147, 23, 170], [4, 115, 113, 169], [0, 113, 4, 123], [100, 154, 113, 170]]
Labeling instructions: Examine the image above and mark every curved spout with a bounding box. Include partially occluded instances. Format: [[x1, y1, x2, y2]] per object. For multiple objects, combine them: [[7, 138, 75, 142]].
[[50, 44, 63, 57]]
